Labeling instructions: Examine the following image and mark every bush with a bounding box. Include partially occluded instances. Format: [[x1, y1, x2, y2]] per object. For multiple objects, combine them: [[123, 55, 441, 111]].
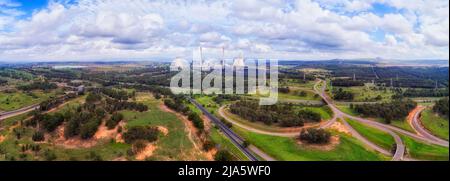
[[80, 118, 101, 139], [299, 91, 307, 97], [132, 140, 148, 154], [298, 110, 321, 123], [40, 113, 65, 132], [32, 131, 45, 142], [433, 97, 449, 117], [188, 112, 204, 130], [123, 126, 159, 144], [299, 128, 331, 144], [203, 139, 216, 151], [332, 88, 354, 100], [86, 92, 102, 103], [106, 112, 124, 129], [64, 119, 80, 138]]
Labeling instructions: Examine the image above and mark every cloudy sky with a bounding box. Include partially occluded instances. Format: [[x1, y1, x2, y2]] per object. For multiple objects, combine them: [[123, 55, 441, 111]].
[[0, 0, 448, 62]]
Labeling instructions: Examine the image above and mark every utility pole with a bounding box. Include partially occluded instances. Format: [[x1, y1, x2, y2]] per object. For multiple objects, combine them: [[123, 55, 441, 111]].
[[303, 72, 306, 81], [390, 78, 393, 88], [353, 73, 356, 81], [435, 80, 438, 89]]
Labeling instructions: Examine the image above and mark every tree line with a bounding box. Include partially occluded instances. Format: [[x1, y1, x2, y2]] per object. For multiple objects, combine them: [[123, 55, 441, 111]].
[[332, 88, 354, 101], [433, 97, 449, 117], [18, 81, 57, 91], [229, 100, 322, 127], [351, 99, 417, 123]]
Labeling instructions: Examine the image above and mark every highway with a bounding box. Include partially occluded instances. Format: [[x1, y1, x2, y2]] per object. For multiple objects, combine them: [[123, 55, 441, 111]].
[[410, 106, 449, 146], [0, 104, 39, 121], [189, 98, 260, 161]]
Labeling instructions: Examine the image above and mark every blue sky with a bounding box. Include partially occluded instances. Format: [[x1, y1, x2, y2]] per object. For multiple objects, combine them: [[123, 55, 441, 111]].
[[0, 0, 448, 61]]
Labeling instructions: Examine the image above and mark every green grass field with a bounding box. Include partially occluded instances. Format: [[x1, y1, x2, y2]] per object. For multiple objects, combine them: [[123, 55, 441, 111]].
[[399, 135, 449, 161], [336, 104, 414, 132], [333, 85, 394, 102], [233, 127, 389, 161], [420, 108, 449, 140], [299, 106, 333, 120], [0, 93, 207, 161], [120, 94, 206, 160], [346, 119, 395, 150], [0, 90, 61, 112], [194, 96, 220, 114], [336, 104, 359, 116], [280, 80, 316, 90], [209, 127, 249, 161]]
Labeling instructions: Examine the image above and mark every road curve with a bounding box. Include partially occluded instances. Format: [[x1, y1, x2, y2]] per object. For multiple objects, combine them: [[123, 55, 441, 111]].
[[410, 106, 449, 146], [314, 80, 405, 161]]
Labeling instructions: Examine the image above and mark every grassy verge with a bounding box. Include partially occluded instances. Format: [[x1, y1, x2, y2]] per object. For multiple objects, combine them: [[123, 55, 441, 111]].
[[399, 135, 449, 161], [420, 108, 449, 140], [346, 119, 395, 150], [209, 127, 249, 161], [0, 90, 62, 112], [233, 127, 389, 161]]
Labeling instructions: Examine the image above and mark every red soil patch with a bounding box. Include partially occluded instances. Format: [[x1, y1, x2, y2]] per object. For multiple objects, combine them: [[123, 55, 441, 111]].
[[0, 135, 5, 143], [135, 143, 157, 160], [297, 135, 340, 151], [54, 121, 124, 149], [407, 106, 424, 125], [157, 126, 169, 136], [329, 121, 350, 134]]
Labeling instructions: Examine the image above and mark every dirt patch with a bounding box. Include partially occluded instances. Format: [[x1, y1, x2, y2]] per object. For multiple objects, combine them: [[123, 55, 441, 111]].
[[329, 121, 350, 134], [201, 115, 213, 131], [94, 121, 124, 140], [204, 148, 218, 161], [135, 143, 157, 160], [157, 126, 169, 136], [54, 126, 98, 149], [407, 106, 424, 125], [0, 135, 5, 143], [54, 121, 125, 149], [297, 135, 340, 151]]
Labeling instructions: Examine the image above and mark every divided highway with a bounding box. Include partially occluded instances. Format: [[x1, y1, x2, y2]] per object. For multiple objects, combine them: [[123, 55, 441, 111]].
[[189, 98, 259, 161]]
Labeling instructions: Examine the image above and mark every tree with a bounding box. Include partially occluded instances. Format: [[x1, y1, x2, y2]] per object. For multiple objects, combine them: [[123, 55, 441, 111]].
[[32, 131, 45, 142], [433, 97, 449, 117], [299, 128, 331, 144], [80, 118, 101, 139], [123, 126, 159, 144], [106, 112, 124, 129], [299, 91, 307, 97]]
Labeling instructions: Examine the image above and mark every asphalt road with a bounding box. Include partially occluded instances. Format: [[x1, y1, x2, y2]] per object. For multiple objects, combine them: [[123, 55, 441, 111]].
[[410, 106, 449, 146], [313, 80, 405, 161], [0, 104, 39, 121], [189, 98, 260, 161]]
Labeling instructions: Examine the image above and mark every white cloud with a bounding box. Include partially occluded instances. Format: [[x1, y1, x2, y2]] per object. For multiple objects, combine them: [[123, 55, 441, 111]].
[[0, 0, 448, 61]]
